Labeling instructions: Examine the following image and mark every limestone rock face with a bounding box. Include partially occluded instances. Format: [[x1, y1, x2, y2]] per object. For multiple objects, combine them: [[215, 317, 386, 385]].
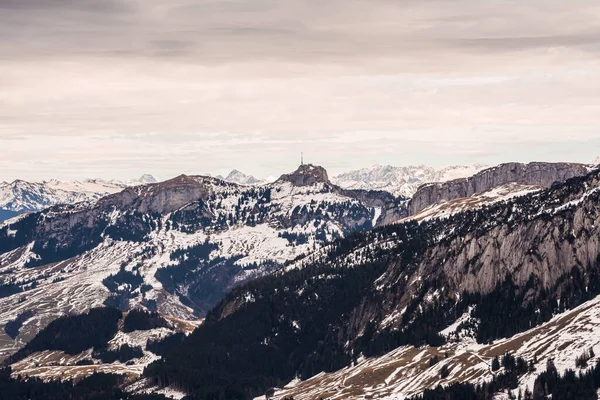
[[277, 164, 330, 187], [409, 162, 590, 215], [101, 174, 209, 215], [327, 169, 600, 342], [363, 169, 600, 329]]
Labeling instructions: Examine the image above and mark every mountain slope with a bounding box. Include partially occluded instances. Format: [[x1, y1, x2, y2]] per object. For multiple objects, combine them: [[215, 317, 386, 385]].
[[0, 165, 402, 359], [408, 161, 589, 215], [0, 175, 158, 220], [271, 293, 600, 399], [141, 166, 600, 399]]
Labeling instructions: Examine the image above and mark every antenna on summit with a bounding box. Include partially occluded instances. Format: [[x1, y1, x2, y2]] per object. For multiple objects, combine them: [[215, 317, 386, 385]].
[[301, 152, 304, 166]]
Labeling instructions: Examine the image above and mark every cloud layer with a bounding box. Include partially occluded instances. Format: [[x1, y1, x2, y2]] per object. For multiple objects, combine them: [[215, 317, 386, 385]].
[[1, 0, 600, 180]]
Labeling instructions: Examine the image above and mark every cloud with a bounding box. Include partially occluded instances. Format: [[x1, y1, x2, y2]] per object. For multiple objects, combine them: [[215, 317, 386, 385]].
[[1, 0, 600, 181]]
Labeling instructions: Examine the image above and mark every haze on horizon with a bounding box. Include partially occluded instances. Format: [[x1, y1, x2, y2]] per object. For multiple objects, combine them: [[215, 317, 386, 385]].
[[1, 0, 600, 182]]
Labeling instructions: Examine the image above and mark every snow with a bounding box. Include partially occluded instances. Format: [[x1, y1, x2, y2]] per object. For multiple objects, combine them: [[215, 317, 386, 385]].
[[268, 294, 600, 400], [0, 175, 158, 213], [332, 164, 488, 197], [217, 169, 267, 186], [0, 179, 123, 213], [0, 176, 376, 358], [403, 183, 542, 223], [372, 207, 382, 227]]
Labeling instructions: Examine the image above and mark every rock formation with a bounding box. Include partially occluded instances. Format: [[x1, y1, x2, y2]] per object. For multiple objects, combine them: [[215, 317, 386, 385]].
[[409, 162, 589, 215], [277, 164, 330, 187]]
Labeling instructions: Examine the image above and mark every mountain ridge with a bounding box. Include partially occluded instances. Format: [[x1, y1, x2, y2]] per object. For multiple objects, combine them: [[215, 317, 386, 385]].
[[0, 175, 158, 221], [0, 164, 403, 361], [331, 164, 489, 197], [2, 161, 600, 399], [138, 166, 600, 399], [409, 161, 590, 215]]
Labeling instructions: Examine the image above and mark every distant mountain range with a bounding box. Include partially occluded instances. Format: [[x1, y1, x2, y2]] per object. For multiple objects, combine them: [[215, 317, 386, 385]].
[[0, 164, 486, 223], [5, 160, 598, 224], [0, 175, 157, 221], [215, 169, 268, 186], [331, 164, 489, 197], [218, 164, 493, 198]]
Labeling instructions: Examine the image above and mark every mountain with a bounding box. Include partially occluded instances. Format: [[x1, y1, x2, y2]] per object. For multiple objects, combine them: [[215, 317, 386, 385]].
[[405, 182, 543, 222], [408, 161, 590, 215], [129, 174, 158, 185], [0, 209, 18, 224], [0, 164, 403, 361], [0, 179, 126, 217], [0, 175, 158, 222], [217, 170, 266, 186], [2, 161, 599, 398], [131, 167, 600, 399], [331, 164, 488, 197], [3, 307, 194, 399]]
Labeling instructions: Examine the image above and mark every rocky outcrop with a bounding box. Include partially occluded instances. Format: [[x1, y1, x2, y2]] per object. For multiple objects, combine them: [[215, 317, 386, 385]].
[[338, 188, 408, 225], [409, 162, 590, 215], [97, 174, 210, 215], [277, 164, 330, 187], [367, 169, 600, 333]]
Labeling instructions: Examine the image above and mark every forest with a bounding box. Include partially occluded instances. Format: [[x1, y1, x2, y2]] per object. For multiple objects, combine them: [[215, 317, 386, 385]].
[[414, 358, 600, 400]]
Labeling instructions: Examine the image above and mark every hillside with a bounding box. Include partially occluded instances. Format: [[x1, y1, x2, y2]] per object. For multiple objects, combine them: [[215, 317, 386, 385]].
[[0, 165, 402, 360], [408, 162, 589, 215], [140, 166, 600, 399]]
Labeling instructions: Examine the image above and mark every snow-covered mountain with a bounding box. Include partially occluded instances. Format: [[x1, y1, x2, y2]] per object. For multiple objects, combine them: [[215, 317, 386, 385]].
[[0, 164, 402, 359], [331, 164, 488, 198], [130, 174, 158, 185], [0, 175, 158, 220], [1, 162, 599, 398], [0, 179, 125, 214], [216, 169, 266, 186], [135, 165, 600, 400]]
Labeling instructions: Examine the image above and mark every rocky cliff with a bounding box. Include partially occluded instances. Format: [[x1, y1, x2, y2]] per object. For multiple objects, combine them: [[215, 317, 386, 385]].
[[409, 162, 590, 215], [347, 168, 600, 341], [277, 164, 330, 186]]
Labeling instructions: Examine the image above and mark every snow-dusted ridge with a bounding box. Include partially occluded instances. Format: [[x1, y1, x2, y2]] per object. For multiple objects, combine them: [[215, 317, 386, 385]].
[[0, 174, 158, 216], [332, 164, 489, 198], [0, 166, 402, 359], [263, 294, 600, 400], [2, 161, 599, 396]]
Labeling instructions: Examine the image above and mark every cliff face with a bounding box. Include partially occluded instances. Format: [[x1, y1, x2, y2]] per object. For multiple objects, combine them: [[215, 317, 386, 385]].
[[355, 169, 600, 335], [409, 162, 590, 215], [276, 164, 330, 186]]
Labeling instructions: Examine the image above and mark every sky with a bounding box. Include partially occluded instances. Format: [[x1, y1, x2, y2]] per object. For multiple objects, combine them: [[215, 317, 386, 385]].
[[1, 0, 600, 182]]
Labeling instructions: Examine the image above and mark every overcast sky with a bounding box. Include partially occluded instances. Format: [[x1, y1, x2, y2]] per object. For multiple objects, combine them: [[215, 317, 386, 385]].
[[1, 0, 600, 182]]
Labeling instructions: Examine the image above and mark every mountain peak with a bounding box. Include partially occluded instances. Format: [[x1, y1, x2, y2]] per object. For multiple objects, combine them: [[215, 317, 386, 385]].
[[224, 169, 264, 185], [138, 174, 158, 184], [277, 164, 330, 186]]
